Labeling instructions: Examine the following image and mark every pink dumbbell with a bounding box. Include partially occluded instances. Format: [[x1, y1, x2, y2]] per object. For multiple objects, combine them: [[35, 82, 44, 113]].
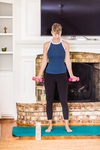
[[69, 77, 80, 82], [32, 77, 43, 82]]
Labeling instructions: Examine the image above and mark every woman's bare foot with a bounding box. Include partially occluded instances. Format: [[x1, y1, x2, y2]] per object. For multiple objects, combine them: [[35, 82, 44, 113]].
[[45, 126, 52, 132], [65, 120, 72, 132], [65, 126, 72, 132], [45, 120, 52, 132]]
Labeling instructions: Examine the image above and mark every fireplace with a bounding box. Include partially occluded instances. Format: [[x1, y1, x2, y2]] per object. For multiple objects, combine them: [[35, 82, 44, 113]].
[[53, 63, 100, 102], [36, 52, 100, 103], [36, 62, 100, 103]]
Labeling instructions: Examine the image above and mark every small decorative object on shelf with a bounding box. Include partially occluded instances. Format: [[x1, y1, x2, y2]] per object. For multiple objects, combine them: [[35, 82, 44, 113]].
[[4, 27, 7, 33], [1, 47, 7, 52]]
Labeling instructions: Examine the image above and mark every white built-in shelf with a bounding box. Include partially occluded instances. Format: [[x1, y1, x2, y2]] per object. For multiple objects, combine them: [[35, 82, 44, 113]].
[[0, 33, 13, 35], [0, 69, 13, 71], [0, 52, 13, 55], [0, 16, 13, 18], [0, 2, 13, 71]]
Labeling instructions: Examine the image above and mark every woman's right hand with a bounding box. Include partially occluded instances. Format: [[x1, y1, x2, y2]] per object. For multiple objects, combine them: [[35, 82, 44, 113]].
[[34, 76, 41, 82], [33, 42, 48, 83]]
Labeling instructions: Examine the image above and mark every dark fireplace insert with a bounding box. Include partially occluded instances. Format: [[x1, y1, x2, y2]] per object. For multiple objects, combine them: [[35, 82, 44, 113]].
[[38, 62, 100, 103]]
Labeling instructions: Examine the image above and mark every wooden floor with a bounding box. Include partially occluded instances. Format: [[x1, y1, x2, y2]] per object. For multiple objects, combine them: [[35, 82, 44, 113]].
[[0, 119, 100, 140]]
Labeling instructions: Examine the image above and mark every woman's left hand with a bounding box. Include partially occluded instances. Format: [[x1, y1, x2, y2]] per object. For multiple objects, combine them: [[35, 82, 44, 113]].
[[70, 75, 78, 82]]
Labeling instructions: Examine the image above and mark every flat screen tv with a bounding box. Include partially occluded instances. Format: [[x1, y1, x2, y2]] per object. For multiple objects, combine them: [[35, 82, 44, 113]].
[[41, 0, 100, 36]]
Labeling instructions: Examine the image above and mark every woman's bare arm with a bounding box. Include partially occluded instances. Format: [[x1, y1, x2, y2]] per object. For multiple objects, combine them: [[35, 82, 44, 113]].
[[63, 40, 77, 81], [36, 42, 49, 80]]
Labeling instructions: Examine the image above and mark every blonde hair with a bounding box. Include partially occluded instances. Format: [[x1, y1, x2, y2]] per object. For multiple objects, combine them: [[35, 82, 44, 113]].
[[51, 23, 62, 33]]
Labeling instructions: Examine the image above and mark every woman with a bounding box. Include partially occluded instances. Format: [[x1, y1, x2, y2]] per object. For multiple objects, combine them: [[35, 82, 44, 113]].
[[35, 23, 77, 132]]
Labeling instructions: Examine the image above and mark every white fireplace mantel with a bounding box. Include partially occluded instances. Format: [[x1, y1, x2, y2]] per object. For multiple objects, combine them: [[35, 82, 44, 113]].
[[17, 39, 100, 55]]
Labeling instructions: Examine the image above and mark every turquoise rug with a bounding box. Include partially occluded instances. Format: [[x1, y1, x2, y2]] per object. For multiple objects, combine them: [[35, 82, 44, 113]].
[[12, 126, 100, 137]]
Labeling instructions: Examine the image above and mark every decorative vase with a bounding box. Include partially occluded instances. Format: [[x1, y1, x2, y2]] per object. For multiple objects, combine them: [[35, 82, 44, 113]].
[[2, 47, 7, 52]]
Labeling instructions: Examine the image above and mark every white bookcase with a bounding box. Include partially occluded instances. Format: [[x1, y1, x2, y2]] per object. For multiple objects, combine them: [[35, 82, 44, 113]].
[[0, 1, 13, 71], [0, 1, 14, 118]]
